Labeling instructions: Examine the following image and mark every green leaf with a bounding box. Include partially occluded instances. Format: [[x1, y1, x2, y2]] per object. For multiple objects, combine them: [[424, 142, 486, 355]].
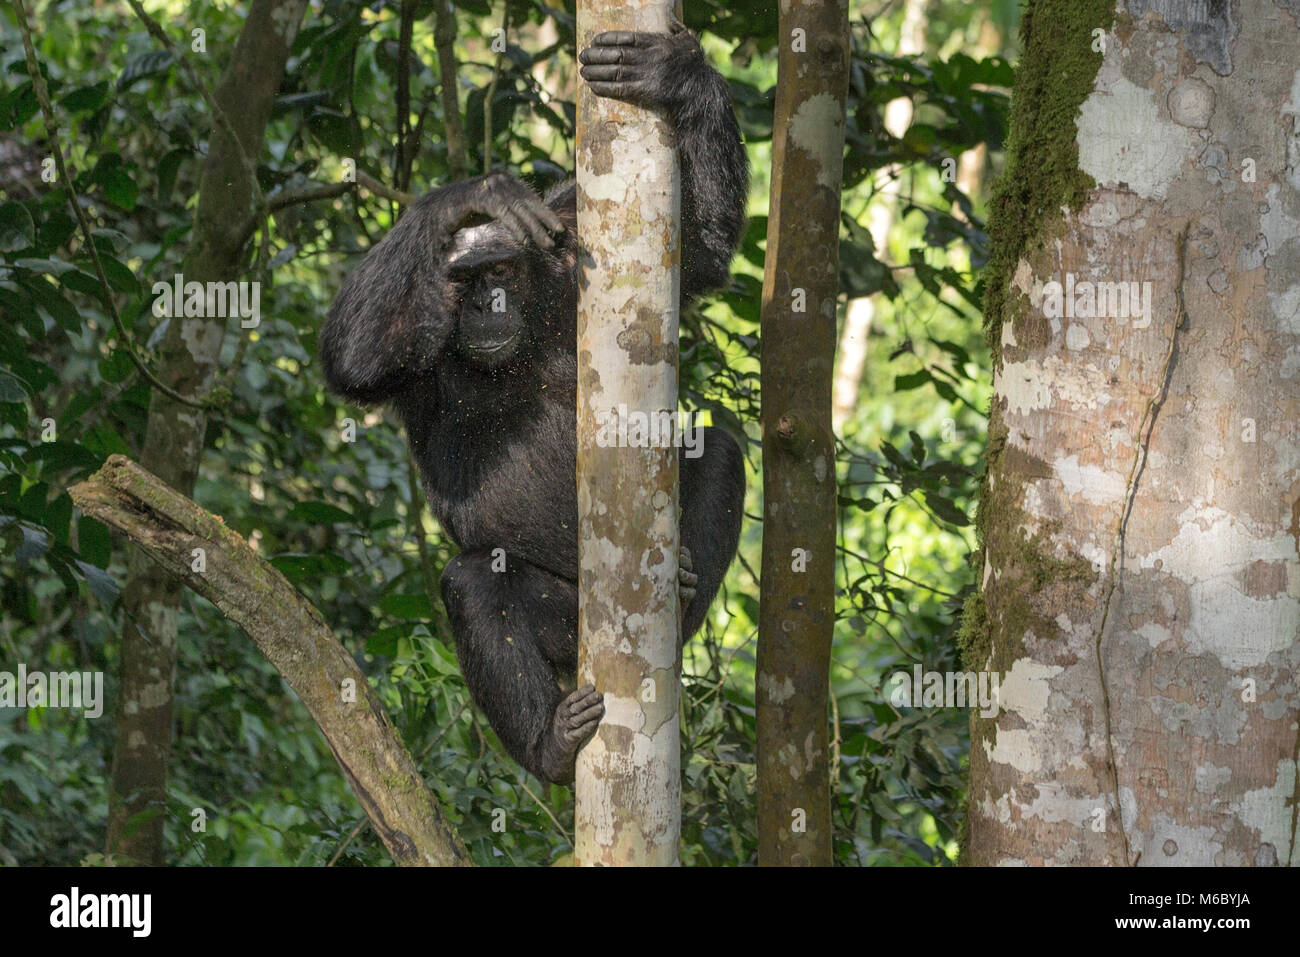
[[60, 269, 103, 297], [78, 515, 112, 569], [37, 211, 77, 249], [97, 254, 139, 293], [365, 626, 404, 656], [81, 424, 130, 459], [59, 81, 110, 112], [46, 493, 73, 545], [0, 371, 29, 402], [103, 168, 139, 210], [98, 348, 135, 384], [21, 276, 80, 330], [0, 201, 35, 252], [923, 491, 970, 527], [13, 257, 74, 276], [379, 592, 433, 619], [288, 500, 354, 524], [117, 50, 175, 90], [893, 370, 930, 391], [157, 147, 188, 202], [270, 552, 351, 579]]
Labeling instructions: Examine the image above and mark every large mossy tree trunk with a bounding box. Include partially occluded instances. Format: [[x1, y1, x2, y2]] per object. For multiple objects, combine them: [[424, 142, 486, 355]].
[[966, 0, 1300, 866], [106, 0, 309, 865], [756, 0, 849, 867], [573, 0, 683, 867]]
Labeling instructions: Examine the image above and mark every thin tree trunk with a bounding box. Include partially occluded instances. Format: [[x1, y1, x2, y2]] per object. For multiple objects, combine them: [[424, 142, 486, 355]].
[[72, 458, 470, 867], [967, 0, 1300, 866], [573, 0, 683, 867], [106, 0, 309, 865], [434, 0, 469, 180], [756, 0, 849, 867]]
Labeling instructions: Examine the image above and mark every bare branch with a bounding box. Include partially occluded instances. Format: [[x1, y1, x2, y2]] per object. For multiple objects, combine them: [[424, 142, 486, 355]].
[[70, 455, 471, 867]]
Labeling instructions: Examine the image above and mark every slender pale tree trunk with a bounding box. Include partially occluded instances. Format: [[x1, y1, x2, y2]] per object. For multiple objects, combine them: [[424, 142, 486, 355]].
[[106, 0, 309, 864], [574, 0, 682, 867], [967, 0, 1300, 866], [756, 0, 849, 867]]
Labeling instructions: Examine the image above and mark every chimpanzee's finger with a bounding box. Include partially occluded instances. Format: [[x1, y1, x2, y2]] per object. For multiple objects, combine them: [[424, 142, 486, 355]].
[[579, 44, 648, 66], [503, 200, 555, 249], [570, 701, 605, 727], [589, 30, 651, 48], [580, 63, 641, 83], [527, 196, 565, 235]]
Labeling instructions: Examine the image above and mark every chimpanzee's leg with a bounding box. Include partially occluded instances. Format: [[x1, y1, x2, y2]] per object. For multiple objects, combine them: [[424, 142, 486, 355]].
[[440, 549, 602, 783], [679, 426, 746, 638]]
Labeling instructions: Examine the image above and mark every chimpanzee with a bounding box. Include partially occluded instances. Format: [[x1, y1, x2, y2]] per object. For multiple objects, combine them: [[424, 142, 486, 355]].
[[320, 20, 748, 783]]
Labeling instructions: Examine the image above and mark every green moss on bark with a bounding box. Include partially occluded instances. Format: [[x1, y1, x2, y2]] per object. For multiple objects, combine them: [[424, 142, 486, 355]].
[[982, 0, 1118, 355], [958, 0, 1121, 866], [956, 589, 990, 671]]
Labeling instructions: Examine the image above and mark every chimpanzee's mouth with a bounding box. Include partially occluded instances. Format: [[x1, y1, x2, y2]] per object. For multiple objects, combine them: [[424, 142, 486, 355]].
[[470, 338, 513, 354]]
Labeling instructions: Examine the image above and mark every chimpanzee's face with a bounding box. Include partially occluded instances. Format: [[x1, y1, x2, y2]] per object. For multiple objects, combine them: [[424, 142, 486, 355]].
[[451, 256, 527, 368]]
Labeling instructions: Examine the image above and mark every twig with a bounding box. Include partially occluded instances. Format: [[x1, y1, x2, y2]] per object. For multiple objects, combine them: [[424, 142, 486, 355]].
[[419, 699, 472, 761], [327, 819, 367, 867], [516, 778, 573, 848], [236, 173, 416, 250]]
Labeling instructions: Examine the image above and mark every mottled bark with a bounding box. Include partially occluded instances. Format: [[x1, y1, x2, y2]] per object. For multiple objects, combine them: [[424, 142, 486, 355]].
[[756, 0, 849, 867], [72, 457, 470, 867], [968, 0, 1300, 867], [107, 0, 309, 864], [574, 0, 683, 866]]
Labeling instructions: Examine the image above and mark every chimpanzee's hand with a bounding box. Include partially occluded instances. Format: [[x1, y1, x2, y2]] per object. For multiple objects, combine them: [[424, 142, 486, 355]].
[[577, 17, 702, 113], [458, 171, 564, 250]]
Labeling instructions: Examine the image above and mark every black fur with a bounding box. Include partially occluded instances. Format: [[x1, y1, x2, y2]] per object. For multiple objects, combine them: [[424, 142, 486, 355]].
[[320, 23, 748, 783]]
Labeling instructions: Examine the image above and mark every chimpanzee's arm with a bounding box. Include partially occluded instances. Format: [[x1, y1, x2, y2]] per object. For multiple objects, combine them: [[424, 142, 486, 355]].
[[320, 173, 562, 405], [679, 426, 745, 638], [663, 38, 749, 302], [579, 21, 749, 303]]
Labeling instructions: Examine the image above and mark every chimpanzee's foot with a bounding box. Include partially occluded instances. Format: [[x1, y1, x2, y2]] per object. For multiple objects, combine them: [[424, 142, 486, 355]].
[[679, 545, 698, 611], [538, 683, 605, 783]]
